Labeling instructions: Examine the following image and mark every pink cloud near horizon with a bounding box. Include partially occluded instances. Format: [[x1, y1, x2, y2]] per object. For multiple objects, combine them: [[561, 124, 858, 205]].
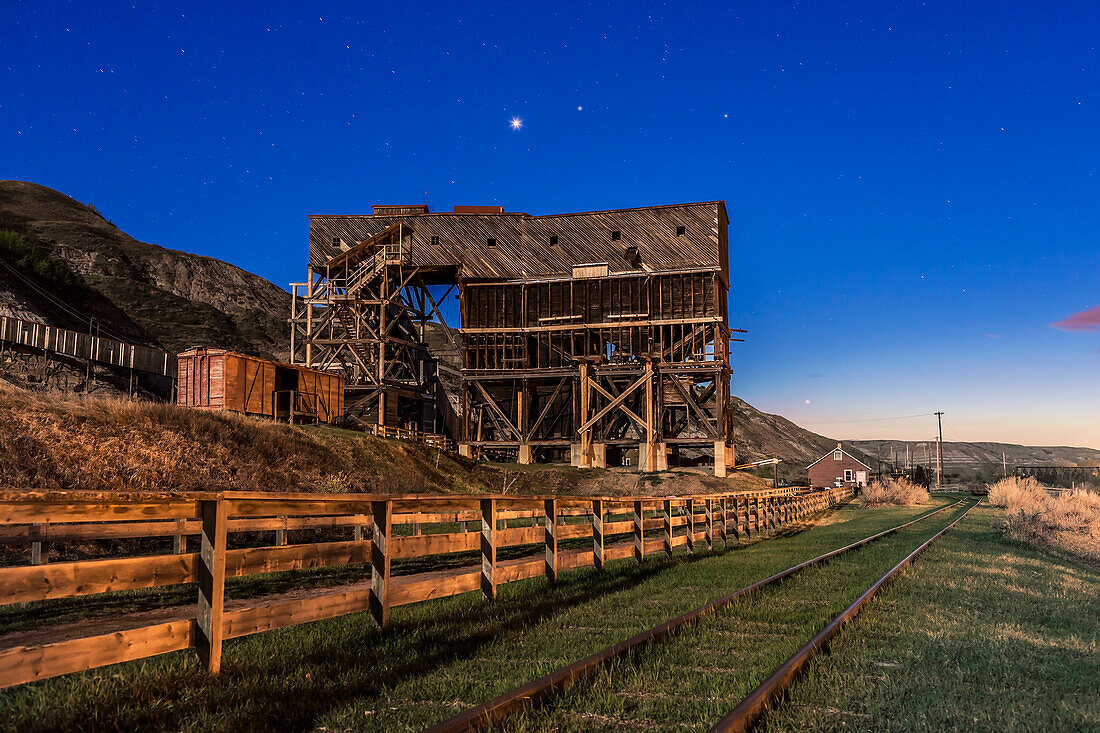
[[1051, 305, 1100, 331]]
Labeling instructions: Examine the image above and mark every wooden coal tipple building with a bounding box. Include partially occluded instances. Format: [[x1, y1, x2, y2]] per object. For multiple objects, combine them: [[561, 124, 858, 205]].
[[291, 201, 736, 474]]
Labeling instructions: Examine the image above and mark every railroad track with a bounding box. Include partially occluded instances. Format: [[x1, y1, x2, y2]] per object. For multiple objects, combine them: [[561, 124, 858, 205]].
[[425, 497, 980, 733]]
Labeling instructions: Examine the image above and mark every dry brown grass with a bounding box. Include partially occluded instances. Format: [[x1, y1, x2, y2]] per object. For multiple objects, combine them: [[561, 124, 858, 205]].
[[857, 477, 930, 507], [986, 476, 1100, 562], [0, 385, 488, 494], [0, 385, 771, 497]]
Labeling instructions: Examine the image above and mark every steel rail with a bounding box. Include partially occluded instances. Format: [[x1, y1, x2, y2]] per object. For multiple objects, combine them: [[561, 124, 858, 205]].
[[709, 498, 981, 733], [423, 497, 971, 733]]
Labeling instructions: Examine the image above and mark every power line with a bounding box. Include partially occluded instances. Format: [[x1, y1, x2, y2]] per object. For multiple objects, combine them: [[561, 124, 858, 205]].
[[935, 411, 944, 488], [0, 256, 139, 345], [810, 412, 932, 424]]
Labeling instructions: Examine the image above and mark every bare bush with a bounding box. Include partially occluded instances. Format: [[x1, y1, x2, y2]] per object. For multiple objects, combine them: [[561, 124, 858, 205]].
[[986, 477, 1100, 561], [858, 477, 930, 507], [987, 475, 1047, 510]]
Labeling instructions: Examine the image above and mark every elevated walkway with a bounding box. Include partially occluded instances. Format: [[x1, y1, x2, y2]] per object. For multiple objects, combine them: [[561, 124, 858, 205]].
[[0, 315, 176, 378]]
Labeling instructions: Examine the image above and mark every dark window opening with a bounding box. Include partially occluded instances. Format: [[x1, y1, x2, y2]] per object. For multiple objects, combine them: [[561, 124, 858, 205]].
[[331, 236, 341, 247], [624, 245, 640, 265], [549, 235, 558, 245], [676, 225, 686, 237], [486, 237, 497, 247], [611, 230, 621, 241], [430, 235, 440, 245]]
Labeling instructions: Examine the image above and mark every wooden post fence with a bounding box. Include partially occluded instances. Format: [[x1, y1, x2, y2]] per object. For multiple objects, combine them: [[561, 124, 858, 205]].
[[370, 500, 391, 628], [592, 499, 605, 571], [0, 485, 857, 690], [481, 499, 497, 600], [196, 498, 227, 673], [544, 498, 558, 583]]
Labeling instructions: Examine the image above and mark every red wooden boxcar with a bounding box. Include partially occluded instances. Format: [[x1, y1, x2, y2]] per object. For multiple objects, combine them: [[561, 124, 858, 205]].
[[177, 347, 344, 424]]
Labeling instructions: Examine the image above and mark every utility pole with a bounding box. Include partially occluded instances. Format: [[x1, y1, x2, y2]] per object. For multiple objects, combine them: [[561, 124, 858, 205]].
[[934, 412, 944, 489]]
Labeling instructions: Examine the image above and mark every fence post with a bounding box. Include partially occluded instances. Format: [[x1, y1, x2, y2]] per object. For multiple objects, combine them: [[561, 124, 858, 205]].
[[196, 498, 228, 673], [718, 498, 727, 547], [685, 499, 695, 554], [592, 499, 605, 571], [482, 499, 497, 600], [353, 513, 366, 542], [544, 498, 558, 583], [370, 500, 391, 627], [275, 515, 287, 547], [173, 519, 186, 554], [633, 500, 645, 563], [30, 524, 45, 565], [663, 499, 673, 557], [705, 499, 714, 551]]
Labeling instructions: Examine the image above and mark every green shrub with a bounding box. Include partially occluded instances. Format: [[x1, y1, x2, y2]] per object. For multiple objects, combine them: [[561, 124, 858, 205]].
[[0, 229, 77, 287]]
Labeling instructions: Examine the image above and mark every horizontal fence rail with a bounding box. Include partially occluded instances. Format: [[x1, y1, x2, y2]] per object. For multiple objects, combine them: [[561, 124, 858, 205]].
[[0, 485, 855, 689]]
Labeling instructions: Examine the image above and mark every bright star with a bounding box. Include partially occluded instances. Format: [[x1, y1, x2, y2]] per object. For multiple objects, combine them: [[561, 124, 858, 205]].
[[510, 117, 523, 130]]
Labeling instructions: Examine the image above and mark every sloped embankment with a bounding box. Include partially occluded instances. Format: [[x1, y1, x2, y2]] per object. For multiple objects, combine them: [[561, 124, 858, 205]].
[[0, 386, 769, 496]]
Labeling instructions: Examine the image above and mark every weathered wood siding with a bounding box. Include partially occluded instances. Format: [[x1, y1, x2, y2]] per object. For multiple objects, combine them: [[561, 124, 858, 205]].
[[308, 201, 729, 280], [177, 348, 343, 424]]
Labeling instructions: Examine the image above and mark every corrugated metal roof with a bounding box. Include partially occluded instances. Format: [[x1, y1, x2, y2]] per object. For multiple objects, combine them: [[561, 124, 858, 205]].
[[308, 201, 729, 280]]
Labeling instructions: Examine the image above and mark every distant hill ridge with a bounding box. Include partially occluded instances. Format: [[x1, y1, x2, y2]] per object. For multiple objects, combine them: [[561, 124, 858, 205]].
[[851, 440, 1100, 472], [0, 180, 289, 359], [0, 180, 1093, 471]]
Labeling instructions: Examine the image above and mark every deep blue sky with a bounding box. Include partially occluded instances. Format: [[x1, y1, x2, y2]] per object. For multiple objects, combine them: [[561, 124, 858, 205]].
[[3, 2, 1098, 448]]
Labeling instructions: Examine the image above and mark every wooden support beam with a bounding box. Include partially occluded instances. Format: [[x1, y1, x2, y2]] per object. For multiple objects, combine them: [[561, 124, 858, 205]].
[[667, 375, 718, 438], [527, 376, 569, 438], [578, 362, 591, 465], [370, 500, 392, 627], [644, 361, 657, 472], [587, 378, 646, 431], [579, 372, 648, 433], [472, 381, 521, 440], [196, 498, 228, 674], [633, 500, 645, 563], [481, 499, 497, 599]]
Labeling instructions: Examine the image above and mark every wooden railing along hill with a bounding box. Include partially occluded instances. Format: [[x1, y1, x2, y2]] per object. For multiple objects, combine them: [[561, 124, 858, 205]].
[[363, 423, 456, 451], [0, 485, 855, 689]]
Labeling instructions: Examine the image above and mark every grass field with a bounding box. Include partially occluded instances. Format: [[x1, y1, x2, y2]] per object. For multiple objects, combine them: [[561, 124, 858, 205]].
[[763, 502, 1099, 732], [1, 497, 1095, 732]]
